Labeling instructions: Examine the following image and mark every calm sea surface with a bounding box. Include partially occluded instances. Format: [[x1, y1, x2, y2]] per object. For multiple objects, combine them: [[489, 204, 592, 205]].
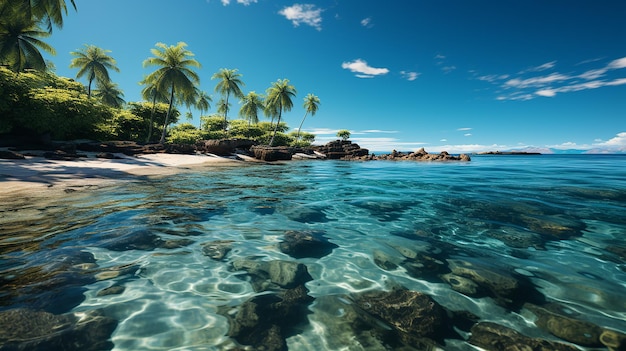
[[1, 155, 625, 350]]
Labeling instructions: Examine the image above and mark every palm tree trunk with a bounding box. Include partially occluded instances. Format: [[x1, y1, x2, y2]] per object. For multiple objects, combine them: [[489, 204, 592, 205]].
[[269, 103, 282, 146], [87, 77, 93, 98], [146, 93, 157, 143], [159, 84, 175, 144], [223, 91, 230, 132], [296, 112, 309, 141]]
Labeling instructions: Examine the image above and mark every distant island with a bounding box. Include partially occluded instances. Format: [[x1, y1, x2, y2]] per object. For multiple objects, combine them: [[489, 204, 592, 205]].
[[477, 151, 542, 155]]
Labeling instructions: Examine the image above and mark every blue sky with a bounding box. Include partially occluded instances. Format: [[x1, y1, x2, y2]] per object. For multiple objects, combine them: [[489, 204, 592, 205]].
[[46, 0, 626, 153]]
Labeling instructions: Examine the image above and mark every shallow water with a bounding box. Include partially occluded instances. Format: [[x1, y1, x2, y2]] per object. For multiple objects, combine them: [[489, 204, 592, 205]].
[[1, 155, 625, 350]]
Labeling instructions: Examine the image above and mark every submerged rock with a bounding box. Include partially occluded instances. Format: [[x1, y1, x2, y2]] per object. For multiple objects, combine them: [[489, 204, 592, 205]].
[[279, 230, 338, 258], [232, 259, 313, 291], [221, 284, 314, 351], [0, 309, 117, 351], [352, 288, 449, 344], [201, 240, 234, 261], [468, 322, 580, 351], [525, 303, 604, 347]]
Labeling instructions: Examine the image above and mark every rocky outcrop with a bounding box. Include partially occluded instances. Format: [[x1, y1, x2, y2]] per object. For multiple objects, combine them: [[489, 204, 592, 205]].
[[0, 150, 25, 159], [374, 148, 470, 161], [313, 140, 369, 159], [195, 139, 256, 156], [250, 145, 293, 161]]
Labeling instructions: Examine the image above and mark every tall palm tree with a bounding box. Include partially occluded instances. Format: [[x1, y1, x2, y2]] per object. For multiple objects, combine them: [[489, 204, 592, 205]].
[[265, 79, 296, 146], [94, 80, 125, 108], [0, 14, 55, 72], [239, 91, 264, 126], [140, 76, 169, 143], [70, 44, 120, 97], [143, 42, 200, 144], [296, 93, 320, 140], [195, 90, 212, 128], [212, 68, 244, 130], [4, 0, 77, 32], [216, 98, 230, 121]]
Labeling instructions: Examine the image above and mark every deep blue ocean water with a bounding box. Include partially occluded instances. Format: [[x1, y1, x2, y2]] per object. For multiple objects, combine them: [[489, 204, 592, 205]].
[[1, 155, 625, 350]]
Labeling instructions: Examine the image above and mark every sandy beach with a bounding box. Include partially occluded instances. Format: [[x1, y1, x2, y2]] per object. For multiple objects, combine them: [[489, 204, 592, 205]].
[[0, 152, 248, 197]]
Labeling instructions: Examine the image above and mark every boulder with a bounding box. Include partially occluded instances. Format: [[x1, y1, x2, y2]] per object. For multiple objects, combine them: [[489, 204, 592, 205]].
[[279, 230, 338, 258], [525, 303, 604, 347], [0, 150, 25, 159], [352, 289, 448, 343], [196, 139, 256, 156], [221, 284, 313, 351], [314, 140, 369, 159], [0, 309, 117, 351], [232, 259, 313, 291], [469, 322, 580, 351], [250, 146, 293, 161], [201, 240, 234, 261]]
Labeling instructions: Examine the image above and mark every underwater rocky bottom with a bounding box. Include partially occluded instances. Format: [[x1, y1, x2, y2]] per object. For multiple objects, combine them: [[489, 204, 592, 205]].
[[1, 158, 625, 350]]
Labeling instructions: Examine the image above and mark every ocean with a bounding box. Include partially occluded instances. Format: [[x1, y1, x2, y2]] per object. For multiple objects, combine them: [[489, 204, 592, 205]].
[[1, 155, 625, 350]]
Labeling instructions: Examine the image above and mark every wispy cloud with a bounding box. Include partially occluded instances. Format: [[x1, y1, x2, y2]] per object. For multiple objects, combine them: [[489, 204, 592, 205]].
[[478, 56, 626, 100], [400, 71, 420, 81], [361, 17, 373, 28], [342, 59, 389, 78], [279, 4, 323, 30], [221, 0, 257, 5], [457, 127, 472, 131]]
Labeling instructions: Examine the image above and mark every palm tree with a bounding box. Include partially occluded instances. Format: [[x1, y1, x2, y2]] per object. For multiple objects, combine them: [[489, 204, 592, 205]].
[[94, 80, 125, 108], [70, 44, 120, 97], [195, 90, 212, 128], [239, 91, 264, 126], [212, 68, 244, 130], [143, 42, 200, 144], [296, 93, 320, 140], [265, 79, 296, 146], [0, 14, 55, 72], [216, 98, 230, 119], [4, 0, 77, 32], [140, 76, 169, 143]]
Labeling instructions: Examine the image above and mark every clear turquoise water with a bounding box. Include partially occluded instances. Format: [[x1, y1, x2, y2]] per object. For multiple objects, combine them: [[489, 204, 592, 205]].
[[1, 155, 625, 350]]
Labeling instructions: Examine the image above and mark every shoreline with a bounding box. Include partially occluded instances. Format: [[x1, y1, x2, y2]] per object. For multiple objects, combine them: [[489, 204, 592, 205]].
[[0, 152, 247, 197]]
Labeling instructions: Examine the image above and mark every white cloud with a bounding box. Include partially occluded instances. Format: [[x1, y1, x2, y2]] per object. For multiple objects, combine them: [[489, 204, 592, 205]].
[[221, 0, 257, 5], [361, 17, 373, 28], [400, 71, 420, 81], [279, 4, 323, 30], [457, 127, 472, 131], [464, 133, 472, 137], [342, 59, 389, 78], [440, 139, 447, 142], [482, 56, 626, 100], [442, 66, 456, 74]]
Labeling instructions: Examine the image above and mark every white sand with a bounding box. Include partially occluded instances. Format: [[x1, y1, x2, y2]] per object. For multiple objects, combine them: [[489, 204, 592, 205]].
[[0, 152, 246, 197]]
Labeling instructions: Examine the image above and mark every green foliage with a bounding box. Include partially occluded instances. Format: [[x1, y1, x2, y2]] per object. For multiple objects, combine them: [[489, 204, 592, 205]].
[[167, 123, 206, 144], [201, 115, 227, 132], [228, 119, 264, 139], [337, 129, 351, 141], [0, 66, 110, 139], [97, 109, 143, 141], [127, 101, 178, 142], [289, 131, 315, 146]]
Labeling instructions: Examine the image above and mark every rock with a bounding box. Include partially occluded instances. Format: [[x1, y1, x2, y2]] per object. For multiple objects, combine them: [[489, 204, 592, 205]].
[[0, 150, 25, 159], [469, 322, 581, 351], [201, 240, 234, 260], [441, 273, 482, 295], [279, 230, 338, 258], [43, 150, 85, 160], [100, 229, 192, 251], [486, 227, 545, 249], [313, 140, 369, 160], [95, 152, 123, 159], [196, 139, 256, 156], [232, 259, 313, 291], [96, 285, 125, 296], [250, 145, 293, 161], [282, 205, 330, 223], [447, 258, 538, 308], [0, 309, 117, 351], [600, 329, 626, 351], [519, 214, 586, 239], [352, 289, 448, 343], [525, 303, 604, 347], [221, 284, 313, 351]]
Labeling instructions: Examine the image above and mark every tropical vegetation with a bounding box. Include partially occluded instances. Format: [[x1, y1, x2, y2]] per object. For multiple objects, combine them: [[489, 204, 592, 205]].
[[0, 3, 322, 149]]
